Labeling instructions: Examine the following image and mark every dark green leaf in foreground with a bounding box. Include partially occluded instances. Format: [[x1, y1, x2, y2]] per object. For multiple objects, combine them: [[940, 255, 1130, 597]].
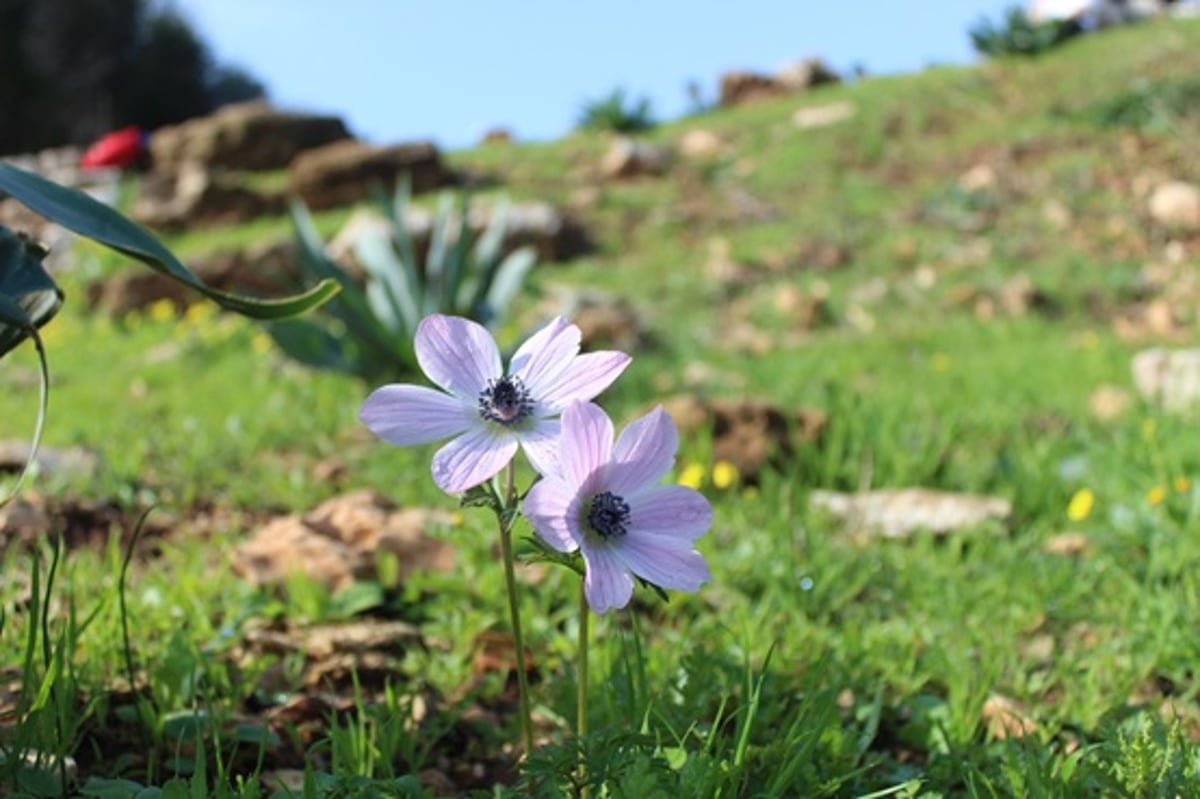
[[0, 163, 339, 319], [0, 227, 62, 360]]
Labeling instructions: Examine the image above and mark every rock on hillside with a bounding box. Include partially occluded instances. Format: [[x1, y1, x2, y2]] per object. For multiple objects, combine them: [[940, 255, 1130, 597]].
[[150, 101, 351, 173], [290, 140, 451, 211], [132, 162, 285, 230], [719, 57, 840, 107]]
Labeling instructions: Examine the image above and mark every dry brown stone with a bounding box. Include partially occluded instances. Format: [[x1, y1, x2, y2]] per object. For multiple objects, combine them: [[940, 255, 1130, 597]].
[[132, 162, 285, 230], [1089, 385, 1132, 421], [718, 71, 788, 107], [982, 694, 1038, 740], [776, 57, 840, 91], [150, 101, 350, 173], [661, 395, 827, 481], [1044, 532, 1091, 556], [290, 140, 449, 211], [678, 129, 725, 160], [234, 490, 455, 591], [600, 137, 672, 180]]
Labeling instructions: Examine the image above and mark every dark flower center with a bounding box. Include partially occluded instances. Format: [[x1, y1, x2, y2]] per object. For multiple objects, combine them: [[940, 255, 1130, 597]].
[[587, 491, 631, 538], [478, 375, 533, 426]]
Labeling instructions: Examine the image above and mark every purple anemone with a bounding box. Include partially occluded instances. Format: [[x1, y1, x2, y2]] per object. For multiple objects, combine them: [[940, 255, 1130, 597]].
[[360, 314, 630, 493], [523, 401, 713, 613]]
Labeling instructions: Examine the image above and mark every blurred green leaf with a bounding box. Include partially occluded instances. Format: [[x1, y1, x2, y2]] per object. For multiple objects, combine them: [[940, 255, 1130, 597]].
[[0, 227, 61, 359], [0, 163, 339, 318]]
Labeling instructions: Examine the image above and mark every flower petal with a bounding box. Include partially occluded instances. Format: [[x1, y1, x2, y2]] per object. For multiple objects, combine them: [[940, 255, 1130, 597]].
[[616, 537, 711, 593], [627, 485, 713, 542], [524, 479, 581, 553], [560, 402, 613, 490], [582, 543, 633, 613], [359, 385, 473, 446], [415, 314, 501, 399], [431, 427, 517, 493], [537, 351, 632, 413], [510, 316, 579, 397], [519, 419, 562, 477], [609, 405, 678, 494]]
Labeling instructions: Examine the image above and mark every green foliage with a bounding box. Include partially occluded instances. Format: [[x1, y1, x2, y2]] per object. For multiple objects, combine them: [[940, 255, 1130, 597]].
[[0, 227, 60, 359], [1102, 716, 1200, 799], [969, 6, 1083, 57], [0, 164, 339, 320], [0, 540, 93, 798], [1086, 75, 1200, 133], [268, 178, 537, 382], [577, 87, 657, 133]]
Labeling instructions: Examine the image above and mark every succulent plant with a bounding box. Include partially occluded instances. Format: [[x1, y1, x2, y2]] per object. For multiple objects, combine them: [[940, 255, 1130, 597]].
[[268, 177, 538, 383]]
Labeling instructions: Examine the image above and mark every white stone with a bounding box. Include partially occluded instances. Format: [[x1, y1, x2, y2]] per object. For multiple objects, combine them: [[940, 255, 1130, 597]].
[[1148, 181, 1200, 232], [792, 101, 856, 130], [810, 488, 1011, 538], [1132, 348, 1200, 411]]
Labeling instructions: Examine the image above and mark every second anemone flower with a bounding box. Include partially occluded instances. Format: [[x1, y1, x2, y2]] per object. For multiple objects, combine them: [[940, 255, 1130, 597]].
[[360, 314, 630, 493], [524, 401, 713, 613]]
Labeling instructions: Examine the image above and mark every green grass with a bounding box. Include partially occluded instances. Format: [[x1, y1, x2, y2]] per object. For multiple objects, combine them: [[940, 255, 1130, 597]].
[[4, 15, 1200, 798]]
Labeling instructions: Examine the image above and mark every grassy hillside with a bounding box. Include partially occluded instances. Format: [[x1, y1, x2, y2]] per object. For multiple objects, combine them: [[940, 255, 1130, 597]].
[[3, 15, 1200, 797]]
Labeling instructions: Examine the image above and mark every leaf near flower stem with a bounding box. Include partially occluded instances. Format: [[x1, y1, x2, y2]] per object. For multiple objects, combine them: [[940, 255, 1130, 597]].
[[0, 163, 340, 319]]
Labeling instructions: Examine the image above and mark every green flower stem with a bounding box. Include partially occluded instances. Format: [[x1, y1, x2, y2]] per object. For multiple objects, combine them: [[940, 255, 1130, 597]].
[[498, 461, 535, 756], [577, 577, 591, 799]]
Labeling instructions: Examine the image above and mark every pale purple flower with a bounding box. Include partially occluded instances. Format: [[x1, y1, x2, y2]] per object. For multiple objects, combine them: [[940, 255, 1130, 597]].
[[360, 314, 630, 493], [523, 401, 713, 613]]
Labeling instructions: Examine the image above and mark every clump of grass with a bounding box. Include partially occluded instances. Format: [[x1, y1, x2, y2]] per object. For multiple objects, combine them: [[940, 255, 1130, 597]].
[[577, 88, 657, 134], [1086, 75, 1200, 133], [969, 6, 1083, 58]]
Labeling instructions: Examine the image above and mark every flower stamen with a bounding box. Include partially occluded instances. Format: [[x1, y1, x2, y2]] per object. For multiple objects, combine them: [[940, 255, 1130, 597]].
[[478, 375, 534, 426], [587, 491, 631, 538]]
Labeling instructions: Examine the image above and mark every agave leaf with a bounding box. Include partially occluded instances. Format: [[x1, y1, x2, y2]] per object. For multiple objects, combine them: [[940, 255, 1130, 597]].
[[463, 201, 512, 315], [424, 193, 455, 304], [471, 197, 510, 267], [483, 247, 536, 325], [441, 191, 473, 313], [355, 228, 419, 339], [0, 228, 62, 360], [364, 279, 400, 333], [288, 202, 398, 363], [0, 163, 338, 319], [378, 176, 422, 289]]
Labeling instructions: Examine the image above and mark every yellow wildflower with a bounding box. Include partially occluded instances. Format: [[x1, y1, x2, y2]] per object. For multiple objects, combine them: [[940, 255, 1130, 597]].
[[184, 301, 217, 327], [1142, 418, 1157, 440], [1147, 486, 1167, 507], [1066, 488, 1094, 522], [1174, 477, 1191, 494], [711, 460, 738, 490], [148, 298, 175, 323], [931, 352, 952, 372], [250, 333, 273, 355], [677, 462, 705, 490]]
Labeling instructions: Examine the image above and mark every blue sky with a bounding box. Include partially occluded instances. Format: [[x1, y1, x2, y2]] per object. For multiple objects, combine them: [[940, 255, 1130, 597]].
[[177, 0, 1019, 150]]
